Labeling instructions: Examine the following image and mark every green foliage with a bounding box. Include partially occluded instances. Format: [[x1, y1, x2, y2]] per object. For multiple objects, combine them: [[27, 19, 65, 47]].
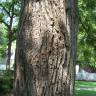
[[0, 24, 7, 58], [0, 70, 13, 95], [0, 13, 4, 21], [0, 45, 6, 57], [77, 0, 96, 67]]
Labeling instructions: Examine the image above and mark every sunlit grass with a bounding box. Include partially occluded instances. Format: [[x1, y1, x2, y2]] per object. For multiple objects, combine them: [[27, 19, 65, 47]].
[[75, 81, 96, 96], [75, 81, 96, 88]]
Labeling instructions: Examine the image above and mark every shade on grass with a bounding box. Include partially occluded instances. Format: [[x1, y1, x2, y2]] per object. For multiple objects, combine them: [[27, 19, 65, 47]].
[[75, 90, 96, 96]]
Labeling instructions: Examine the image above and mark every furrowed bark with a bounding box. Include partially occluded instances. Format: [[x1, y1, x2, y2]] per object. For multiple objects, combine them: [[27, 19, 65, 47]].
[[14, 0, 77, 96]]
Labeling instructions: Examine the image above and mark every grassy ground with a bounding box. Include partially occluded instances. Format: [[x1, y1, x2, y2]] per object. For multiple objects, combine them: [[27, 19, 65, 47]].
[[75, 81, 96, 96]]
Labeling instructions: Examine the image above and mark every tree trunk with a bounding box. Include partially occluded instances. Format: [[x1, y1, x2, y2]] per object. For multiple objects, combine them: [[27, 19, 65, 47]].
[[14, 0, 77, 96], [6, 33, 12, 70], [6, 1, 14, 70]]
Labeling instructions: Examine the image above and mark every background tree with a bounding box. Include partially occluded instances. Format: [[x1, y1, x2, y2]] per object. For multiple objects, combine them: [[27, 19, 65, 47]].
[[77, 0, 96, 70], [0, 0, 21, 70], [14, 0, 77, 96]]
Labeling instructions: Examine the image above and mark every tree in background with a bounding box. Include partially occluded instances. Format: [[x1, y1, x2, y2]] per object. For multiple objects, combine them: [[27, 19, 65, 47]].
[[77, 0, 96, 69], [0, 0, 21, 69], [14, 0, 77, 96]]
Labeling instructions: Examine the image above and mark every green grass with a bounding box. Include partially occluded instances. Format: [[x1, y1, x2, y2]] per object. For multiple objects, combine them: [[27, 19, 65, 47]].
[[75, 81, 96, 88], [75, 90, 96, 96], [75, 81, 96, 96]]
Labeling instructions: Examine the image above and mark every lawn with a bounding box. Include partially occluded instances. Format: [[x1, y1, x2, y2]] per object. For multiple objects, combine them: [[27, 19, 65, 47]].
[[75, 81, 96, 96]]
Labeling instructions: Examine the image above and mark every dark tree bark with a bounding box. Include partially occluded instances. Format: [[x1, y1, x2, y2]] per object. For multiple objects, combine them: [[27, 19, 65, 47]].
[[6, 31, 12, 70], [14, 0, 78, 96]]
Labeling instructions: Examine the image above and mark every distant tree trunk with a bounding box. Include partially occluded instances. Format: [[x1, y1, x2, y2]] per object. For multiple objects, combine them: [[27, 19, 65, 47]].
[[6, 28, 13, 70], [6, 2, 14, 70], [14, 0, 77, 96], [6, 34, 12, 70]]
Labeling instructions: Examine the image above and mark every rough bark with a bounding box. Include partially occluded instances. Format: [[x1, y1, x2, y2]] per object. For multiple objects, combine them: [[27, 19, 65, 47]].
[[14, 0, 77, 96]]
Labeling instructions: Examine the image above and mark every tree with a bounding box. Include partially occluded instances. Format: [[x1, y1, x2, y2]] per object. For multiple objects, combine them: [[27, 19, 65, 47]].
[[0, 0, 21, 69], [77, 0, 96, 68], [14, 0, 77, 96]]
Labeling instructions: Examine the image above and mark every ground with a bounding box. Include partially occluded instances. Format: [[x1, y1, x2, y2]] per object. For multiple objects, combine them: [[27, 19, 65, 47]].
[[75, 81, 96, 96]]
